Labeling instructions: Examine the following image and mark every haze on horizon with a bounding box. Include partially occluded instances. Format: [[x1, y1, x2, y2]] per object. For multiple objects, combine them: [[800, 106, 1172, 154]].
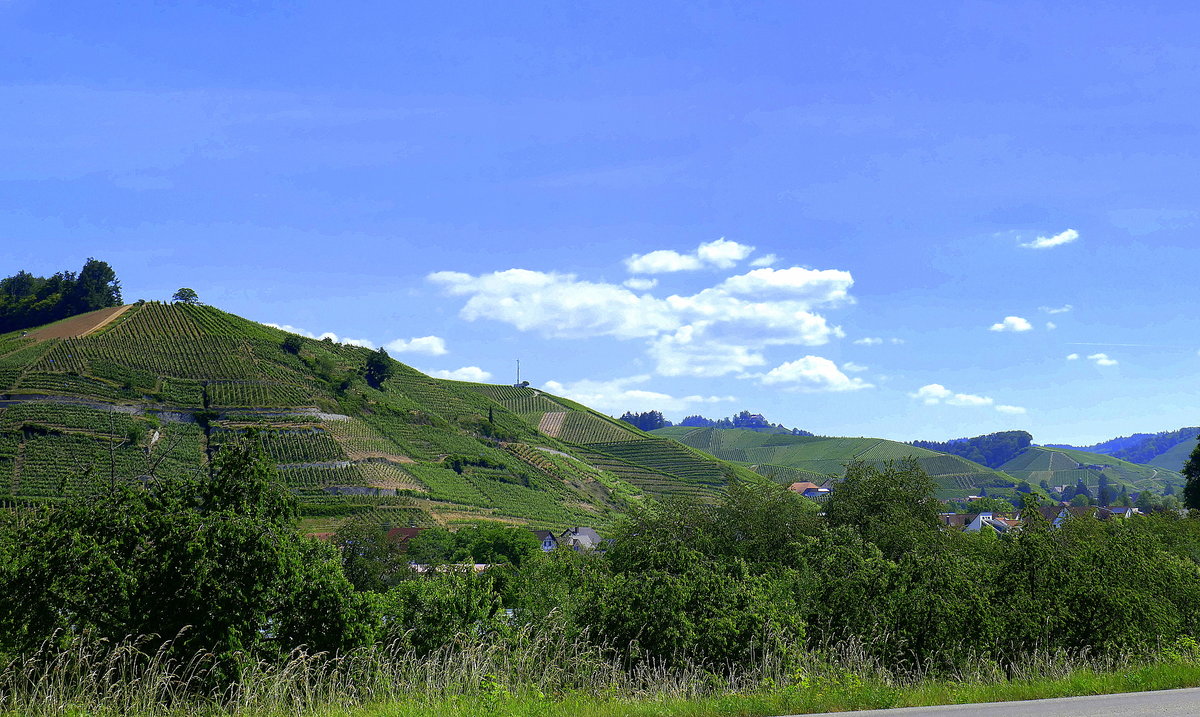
[[3, 1, 1197, 446]]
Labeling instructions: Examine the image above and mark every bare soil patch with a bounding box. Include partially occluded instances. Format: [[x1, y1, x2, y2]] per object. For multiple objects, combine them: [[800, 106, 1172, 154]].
[[26, 305, 131, 340]]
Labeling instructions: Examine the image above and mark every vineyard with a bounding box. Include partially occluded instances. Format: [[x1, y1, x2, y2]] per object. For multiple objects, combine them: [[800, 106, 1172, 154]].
[[0, 301, 766, 530]]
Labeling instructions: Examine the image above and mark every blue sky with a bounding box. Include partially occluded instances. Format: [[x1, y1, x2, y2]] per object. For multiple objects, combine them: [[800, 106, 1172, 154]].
[[3, 1, 1198, 445]]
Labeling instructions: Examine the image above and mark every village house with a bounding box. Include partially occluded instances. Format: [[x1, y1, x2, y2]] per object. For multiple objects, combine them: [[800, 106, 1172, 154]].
[[531, 529, 559, 552]]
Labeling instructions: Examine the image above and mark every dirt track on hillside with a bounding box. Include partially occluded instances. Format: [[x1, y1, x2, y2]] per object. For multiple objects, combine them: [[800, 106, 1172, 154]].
[[26, 305, 131, 340]]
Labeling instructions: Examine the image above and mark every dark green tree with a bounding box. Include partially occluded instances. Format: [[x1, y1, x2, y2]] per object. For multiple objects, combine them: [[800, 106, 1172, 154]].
[[364, 347, 394, 389], [281, 334, 303, 354], [1183, 438, 1200, 510], [67, 258, 122, 313], [332, 517, 409, 592], [823, 459, 942, 559], [172, 287, 200, 304]]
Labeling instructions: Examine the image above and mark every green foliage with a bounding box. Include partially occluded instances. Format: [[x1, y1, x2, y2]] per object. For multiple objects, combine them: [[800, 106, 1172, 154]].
[[375, 569, 504, 656], [823, 459, 942, 559], [0, 433, 372, 674], [333, 516, 410, 592], [406, 523, 540, 567], [364, 348, 394, 389]]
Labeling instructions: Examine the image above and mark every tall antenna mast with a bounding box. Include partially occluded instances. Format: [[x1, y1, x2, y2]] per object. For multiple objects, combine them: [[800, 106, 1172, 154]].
[[516, 359, 521, 385]]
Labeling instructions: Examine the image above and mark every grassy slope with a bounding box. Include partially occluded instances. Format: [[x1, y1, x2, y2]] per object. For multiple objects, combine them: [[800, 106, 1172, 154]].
[[1001, 446, 1183, 495], [0, 302, 753, 529], [653, 426, 1014, 500]]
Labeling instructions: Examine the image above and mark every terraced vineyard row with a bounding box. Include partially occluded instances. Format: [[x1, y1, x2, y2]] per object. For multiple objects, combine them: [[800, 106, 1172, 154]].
[[589, 439, 728, 485], [207, 381, 314, 408], [556, 412, 642, 444], [324, 417, 407, 456], [0, 401, 140, 436], [211, 427, 347, 464], [105, 302, 205, 339], [14, 372, 131, 401], [37, 336, 259, 380], [752, 464, 833, 484]]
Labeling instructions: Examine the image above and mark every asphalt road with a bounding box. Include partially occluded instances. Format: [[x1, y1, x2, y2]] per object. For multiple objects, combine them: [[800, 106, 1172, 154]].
[[786, 687, 1200, 716]]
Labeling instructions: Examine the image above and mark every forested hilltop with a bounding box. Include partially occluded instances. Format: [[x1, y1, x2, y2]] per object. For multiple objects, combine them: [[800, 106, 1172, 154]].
[[0, 259, 122, 334]]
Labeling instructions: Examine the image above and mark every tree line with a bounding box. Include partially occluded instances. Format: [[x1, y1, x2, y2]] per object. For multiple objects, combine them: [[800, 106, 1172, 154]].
[[910, 430, 1032, 469], [0, 258, 123, 334], [619, 409, 813, 435]]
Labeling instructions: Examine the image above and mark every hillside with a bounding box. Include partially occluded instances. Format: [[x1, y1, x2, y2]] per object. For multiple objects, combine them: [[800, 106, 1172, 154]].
[[652, 426, 1020, 501], [1000, 446, 1183, 497], [0, 302, 760, 531]]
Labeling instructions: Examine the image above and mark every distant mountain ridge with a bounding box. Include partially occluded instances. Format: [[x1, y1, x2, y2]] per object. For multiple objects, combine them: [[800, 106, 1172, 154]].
[[1047, 427, 1200, 471]]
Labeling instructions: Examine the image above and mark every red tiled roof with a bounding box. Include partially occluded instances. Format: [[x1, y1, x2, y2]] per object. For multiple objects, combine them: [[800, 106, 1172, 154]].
[[787, 482, 822, 493]]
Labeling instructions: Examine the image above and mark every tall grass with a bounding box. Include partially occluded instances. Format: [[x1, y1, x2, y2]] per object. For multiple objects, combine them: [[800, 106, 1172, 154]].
[[3, 628, 1200, 716]]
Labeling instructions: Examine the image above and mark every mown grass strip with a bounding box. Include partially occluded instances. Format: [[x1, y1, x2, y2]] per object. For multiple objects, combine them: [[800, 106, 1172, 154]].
[[320, 661, 1200, 717]]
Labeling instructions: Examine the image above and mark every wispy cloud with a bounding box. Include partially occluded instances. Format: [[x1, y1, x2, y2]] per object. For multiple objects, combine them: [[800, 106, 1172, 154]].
[[1021, 228, 1079, 250], [262, 323, 374, 348], [1087, 353, 1118, 367], [1040, 304, 1073, 314]]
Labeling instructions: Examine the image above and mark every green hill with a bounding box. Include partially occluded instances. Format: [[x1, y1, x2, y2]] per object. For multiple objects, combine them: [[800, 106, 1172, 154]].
[[651, 426, 1019, 501], [1000, 446, 1183, 497], [0, 302, 758, 532]]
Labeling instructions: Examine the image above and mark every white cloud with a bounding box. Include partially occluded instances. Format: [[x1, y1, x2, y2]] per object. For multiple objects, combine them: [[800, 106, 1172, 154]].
[[623, 249, 703, 274], [989, 316, 1033, 332], [841, 361, 869, 373], [431, 262, 853, 378], [757, 356, 873, 392], [625, 237, 755, 273], [428, 366, 492, 382], [429, 269, 678, 340], [749, 253, 778, 267], [854, 337, 883, 346], [890, 338, 906, 345], [696, 238, 756, 268], [911, 383, 1016, 414], [262, 323, 375, 348], [623, 277, 658, 291], [385, 335, 448, 356], [1045, 322, 1057, 330], [911, 384, 953, 405], [542, 375, 735, 413], [1021, 228, 1080, 250], [1087, 353, 1119, 367], [1066, 353, 1081, 360], [1040, 304, 1073, 314]]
